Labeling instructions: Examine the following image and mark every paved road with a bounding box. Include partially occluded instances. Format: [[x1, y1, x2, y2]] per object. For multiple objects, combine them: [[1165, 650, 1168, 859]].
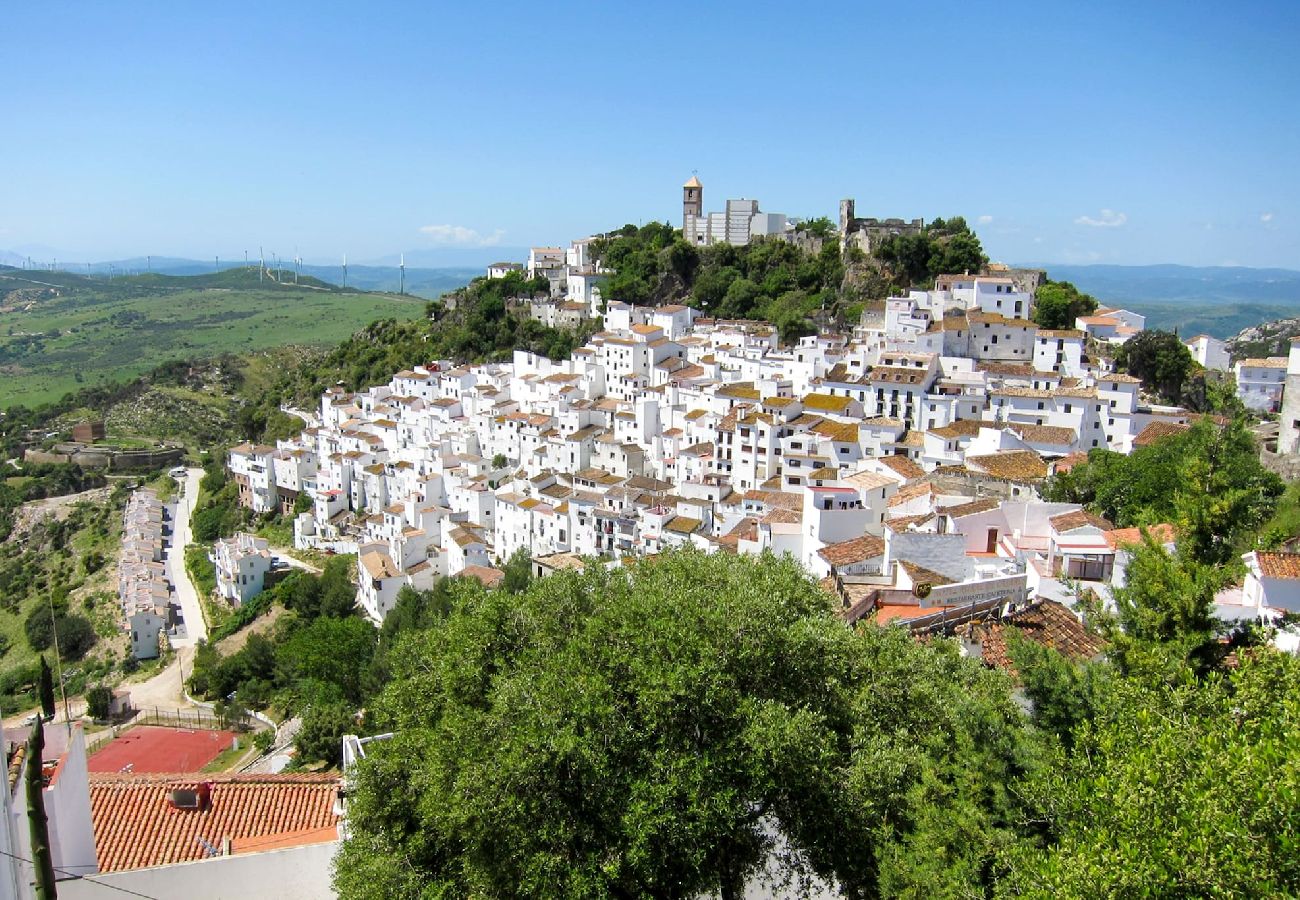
[[270, 547, 321, 574], [164, 467, 207, 647]]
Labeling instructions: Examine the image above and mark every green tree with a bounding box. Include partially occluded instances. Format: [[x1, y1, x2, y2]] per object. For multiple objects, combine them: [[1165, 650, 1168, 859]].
[[38, 656, 55, 720], [1006, 651, 1300, 896], [1114, 329, 1194, 404], [276, 614, 376, 705], [1031, 280, 1098, 330], [500, 546, 533, 594], [335, 551, 1037, 900], [1091, 534, 1226, 681], [86, 684, 113, 720], [315, 555, 359, 618], [296, 698, 356, 765]]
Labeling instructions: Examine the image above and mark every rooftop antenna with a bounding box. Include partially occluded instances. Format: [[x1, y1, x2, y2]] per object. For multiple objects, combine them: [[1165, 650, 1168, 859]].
[[399, 253, 405, 295]]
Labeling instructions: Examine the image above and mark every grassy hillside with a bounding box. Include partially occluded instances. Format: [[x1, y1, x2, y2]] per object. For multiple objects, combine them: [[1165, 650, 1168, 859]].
[[0, 266, 439, 408], [0, 485, 129, 711]]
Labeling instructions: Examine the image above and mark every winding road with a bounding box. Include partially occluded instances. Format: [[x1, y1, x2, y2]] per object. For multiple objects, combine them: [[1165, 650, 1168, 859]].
[[164, 466, 208, 647]]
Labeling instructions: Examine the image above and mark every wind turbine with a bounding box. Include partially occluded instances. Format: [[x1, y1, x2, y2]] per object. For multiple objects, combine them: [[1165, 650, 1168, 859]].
[[259, 247, 265, 284], [342, 254, 348, 289], [294, 255, 301, 285], [399, 253, 405, 295]]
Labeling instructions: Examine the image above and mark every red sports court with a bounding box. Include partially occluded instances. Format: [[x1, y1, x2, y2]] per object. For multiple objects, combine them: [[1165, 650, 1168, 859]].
[[88, 725, 238, 774]]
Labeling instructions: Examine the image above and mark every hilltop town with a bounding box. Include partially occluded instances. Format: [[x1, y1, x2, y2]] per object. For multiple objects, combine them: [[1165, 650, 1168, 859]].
[[6, 181, 1300, 898], [210, 179, 1300, 631]]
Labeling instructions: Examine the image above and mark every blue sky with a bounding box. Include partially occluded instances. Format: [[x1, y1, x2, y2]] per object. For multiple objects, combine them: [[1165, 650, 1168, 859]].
[[2, 0, 1297, 268]]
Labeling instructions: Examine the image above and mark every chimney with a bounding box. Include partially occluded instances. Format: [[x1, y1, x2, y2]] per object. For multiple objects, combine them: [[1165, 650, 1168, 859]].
[[222, 837, 231, 857]]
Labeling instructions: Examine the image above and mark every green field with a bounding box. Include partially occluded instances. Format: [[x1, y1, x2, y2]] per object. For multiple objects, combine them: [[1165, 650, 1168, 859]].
[[0, 267, 436, 407]]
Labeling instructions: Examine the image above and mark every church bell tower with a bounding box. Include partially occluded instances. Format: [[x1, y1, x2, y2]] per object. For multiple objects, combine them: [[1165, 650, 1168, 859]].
[[682, 175, 703, 232]]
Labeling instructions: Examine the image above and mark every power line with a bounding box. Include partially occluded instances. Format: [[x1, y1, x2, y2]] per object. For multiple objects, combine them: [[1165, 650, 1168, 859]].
[[0, 848, 164, 900]]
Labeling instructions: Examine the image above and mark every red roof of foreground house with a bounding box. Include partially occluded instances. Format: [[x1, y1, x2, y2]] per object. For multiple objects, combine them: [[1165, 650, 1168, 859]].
[[89, 773, 340, 873]]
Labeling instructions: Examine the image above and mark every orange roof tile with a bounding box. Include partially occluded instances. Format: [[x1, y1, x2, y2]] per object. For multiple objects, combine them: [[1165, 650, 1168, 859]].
[[1049, 509, 1114, 533], [976, 600, 1104, 675], [817, 534, 886, 567], [1133, 421, 1190, 447], [89, 773, 340, 873], [1254, 552, 1300, 580], [1103, 523, 1177, 550]]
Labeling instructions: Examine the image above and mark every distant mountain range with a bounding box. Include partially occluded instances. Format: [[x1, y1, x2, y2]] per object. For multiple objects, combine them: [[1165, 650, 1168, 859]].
[[0, 250, 482, 299], [1026, 265, 1300, 339], [5, 251, 1300, 338]]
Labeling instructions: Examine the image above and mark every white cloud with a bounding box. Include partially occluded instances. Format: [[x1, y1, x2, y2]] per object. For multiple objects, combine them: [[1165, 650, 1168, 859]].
[[418, 224, 506, 247], [1261, 211, 1275, 223], [977, 215, 993, 225], [1074, 209, 1128, 228]]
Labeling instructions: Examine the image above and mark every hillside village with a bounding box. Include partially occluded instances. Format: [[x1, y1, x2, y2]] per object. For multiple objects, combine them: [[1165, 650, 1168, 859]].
[[5, 185, 1300, 898], [213, 180, 1300, 639]]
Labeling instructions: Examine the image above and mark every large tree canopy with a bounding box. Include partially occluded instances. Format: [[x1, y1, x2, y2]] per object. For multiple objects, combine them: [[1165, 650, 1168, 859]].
[[1030, 280, 1098, 330], [1003, 651, 1300, 897], [334, 550, 1036, 900]]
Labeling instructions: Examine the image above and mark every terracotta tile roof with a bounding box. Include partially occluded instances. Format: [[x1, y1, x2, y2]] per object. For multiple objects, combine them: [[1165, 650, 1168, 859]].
[[718, 517, 759, 550], [939, 497, 1001, 519], [900, 560, 955, 587], [887, 512, 936, 530], [743, 489, 803, 511], [817, 534, 886, 567], [965, 450, 1048, 482], [664, 515, 702, 534], [1049, 509, 1114, 533], [1239, 357, 1288, 368], [460, 564, 505, 587], [801, 393, 853, 412], [89, 773, 340, 873], [812, 420, 858, 443], [878, 455, 926, 481], [929, 419, 985, 439], [1103, 523, 1176, 549], [1010, 423, 1077, 445], [975, 600, 1104, 676], [888, 481, 936, 508], [1052, 450, 1090, 474], [1133, 421, 1190, 447], [1254, 552, 1300, 580]]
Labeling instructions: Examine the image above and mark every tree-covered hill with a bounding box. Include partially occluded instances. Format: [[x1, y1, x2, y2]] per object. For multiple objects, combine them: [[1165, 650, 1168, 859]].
[[589, 218, 989, 342]]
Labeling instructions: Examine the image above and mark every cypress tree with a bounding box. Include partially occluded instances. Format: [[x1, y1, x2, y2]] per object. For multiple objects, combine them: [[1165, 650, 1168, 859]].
[[38, 656, 55, 722]]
